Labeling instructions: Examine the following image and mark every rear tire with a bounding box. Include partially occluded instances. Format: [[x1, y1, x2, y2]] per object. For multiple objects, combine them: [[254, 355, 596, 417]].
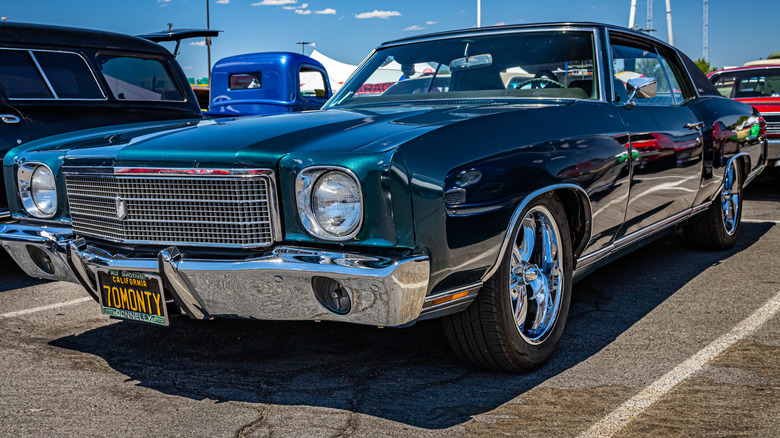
[[684, 161, 742, 250], [442, 193, 573, 373]]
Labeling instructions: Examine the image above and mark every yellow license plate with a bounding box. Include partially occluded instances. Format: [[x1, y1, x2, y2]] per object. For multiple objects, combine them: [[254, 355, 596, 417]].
[[98, 269, 168, 326]]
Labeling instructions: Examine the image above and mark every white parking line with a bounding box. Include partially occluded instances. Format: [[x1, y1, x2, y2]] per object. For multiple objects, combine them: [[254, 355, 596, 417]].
[[579, 289, 780, 438], [742, 219, 780, 224], [0, 297, 93, 319]]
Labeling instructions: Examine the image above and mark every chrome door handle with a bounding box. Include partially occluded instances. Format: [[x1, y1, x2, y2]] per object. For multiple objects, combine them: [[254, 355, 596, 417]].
[[1, 114, 20, 124], [685, 122, 704, 130]]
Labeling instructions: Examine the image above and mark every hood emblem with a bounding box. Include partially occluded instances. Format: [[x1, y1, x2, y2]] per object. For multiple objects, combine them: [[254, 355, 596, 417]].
[[115, 196, 128, 220]]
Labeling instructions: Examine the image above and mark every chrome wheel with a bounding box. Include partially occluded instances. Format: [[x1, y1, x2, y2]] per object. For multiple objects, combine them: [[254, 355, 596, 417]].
[[721, 164, 740, 236], [509, 205, 563, 345]]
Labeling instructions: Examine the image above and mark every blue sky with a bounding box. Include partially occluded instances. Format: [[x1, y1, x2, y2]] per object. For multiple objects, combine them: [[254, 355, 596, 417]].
[[2, 0, 778, 80]]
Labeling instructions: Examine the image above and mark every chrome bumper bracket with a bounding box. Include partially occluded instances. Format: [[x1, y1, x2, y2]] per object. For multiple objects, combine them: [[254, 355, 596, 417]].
[[159, 247, 210, 320]]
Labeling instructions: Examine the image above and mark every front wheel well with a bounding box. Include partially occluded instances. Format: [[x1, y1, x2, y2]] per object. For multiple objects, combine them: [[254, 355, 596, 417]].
[[553, 188, 592, 259]]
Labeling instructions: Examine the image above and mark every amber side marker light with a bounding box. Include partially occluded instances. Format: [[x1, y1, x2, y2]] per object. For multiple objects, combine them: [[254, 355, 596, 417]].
[[430, 290, 471, 307]]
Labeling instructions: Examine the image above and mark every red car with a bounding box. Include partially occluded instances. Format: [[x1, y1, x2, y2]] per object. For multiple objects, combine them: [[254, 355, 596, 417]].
[[709, 65, 780, 166]]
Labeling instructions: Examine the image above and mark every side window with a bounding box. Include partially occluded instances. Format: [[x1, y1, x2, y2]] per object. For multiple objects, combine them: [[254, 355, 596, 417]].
[[299, 67, 327, 98], [98, 55, 184, 101], [0, 49, 52, 99], [612, 44, 677, 106], [33, 51, 103, 99]]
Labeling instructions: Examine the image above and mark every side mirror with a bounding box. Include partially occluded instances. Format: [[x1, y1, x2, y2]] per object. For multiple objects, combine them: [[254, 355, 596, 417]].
[[624, 77, 657, 109]]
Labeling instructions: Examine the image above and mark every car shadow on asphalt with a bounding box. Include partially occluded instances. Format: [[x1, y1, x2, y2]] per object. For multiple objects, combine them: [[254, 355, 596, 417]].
[[0, 250, 48, 293], [49, 222, 774, 430]]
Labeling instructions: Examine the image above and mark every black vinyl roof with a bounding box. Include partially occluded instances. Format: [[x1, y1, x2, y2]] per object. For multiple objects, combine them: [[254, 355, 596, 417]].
[[0, 22, 170, 55]]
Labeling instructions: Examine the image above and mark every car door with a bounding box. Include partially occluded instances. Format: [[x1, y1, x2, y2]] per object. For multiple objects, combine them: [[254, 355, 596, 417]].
[[610, 36, 704, 238]]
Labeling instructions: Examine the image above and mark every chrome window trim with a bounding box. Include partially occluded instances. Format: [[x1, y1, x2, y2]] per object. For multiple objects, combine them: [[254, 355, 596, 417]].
[[592, 28, 606, 102], [27, 50, 58, 99], [329, 27, 606, 107], [677, 48, 703, 99], [295, 165, 364, 241], [0, 47, 108, 101], [63, 166, 283, 248], [605, 29, 696, 106], [604, 28, 617, 102]]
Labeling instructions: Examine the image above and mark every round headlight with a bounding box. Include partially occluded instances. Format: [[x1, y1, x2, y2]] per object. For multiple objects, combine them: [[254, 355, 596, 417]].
[[31, 166, 57, 216], [311, 171, 362, 237], [18, 163, 58, 218]]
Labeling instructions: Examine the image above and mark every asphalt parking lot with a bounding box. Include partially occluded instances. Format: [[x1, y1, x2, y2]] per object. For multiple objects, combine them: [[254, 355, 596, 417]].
[[1, 169, 779, 438]]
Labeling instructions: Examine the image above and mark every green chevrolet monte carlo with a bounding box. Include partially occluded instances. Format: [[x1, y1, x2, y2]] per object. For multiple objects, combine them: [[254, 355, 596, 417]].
[[0, 23, 767, 372]]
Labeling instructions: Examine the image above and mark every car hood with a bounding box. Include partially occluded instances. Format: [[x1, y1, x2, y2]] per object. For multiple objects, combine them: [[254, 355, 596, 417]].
[[13, 102, 572, 169]]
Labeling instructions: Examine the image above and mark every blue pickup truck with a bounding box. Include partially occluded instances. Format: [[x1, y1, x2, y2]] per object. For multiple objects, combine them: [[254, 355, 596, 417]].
[[205, 52, 332, 117]]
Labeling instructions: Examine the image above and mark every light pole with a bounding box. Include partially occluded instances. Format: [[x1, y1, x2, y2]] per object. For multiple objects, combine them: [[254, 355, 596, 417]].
[[206, 0, 212, 86], [477, 0, 481, 28], [296, 41, 313, 55]]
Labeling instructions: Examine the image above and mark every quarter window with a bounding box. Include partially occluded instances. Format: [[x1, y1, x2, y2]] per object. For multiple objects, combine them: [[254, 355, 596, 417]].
[[33, 51, 103, 99], [299, 67, 327, 98], [98, 56, 183, 101], [0, 49, 52, 99]]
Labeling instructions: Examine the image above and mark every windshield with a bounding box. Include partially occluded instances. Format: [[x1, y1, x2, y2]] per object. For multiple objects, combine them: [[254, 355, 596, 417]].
[[713, 68, 780, 99], [325, 30, 598, 108]]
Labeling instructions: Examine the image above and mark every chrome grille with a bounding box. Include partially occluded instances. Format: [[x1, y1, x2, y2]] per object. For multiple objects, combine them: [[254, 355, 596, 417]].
[[64, 168, 279, 248], [764, 114, 780, 133]]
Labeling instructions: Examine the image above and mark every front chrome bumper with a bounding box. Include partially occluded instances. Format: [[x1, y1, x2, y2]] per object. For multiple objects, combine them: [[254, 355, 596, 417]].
[[0, 223, 430, 327]]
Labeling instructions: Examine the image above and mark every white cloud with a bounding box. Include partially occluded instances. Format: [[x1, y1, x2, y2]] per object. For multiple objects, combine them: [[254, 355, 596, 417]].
[[426, 21, 436, 25], [403, 25, 424, 31], [182, 66, 193, 70], [355, 10, 400, 19], [252, 0, 296, 5], [300, 3, 308, 7], [295, 9, 311, 14], [190, 41, 206, 46], [216, 0, 229, 3], [283, 5, 296, 9], [494, 21, 506, 26], [315, 8, 336, 15], [158, 0, 171, 7]]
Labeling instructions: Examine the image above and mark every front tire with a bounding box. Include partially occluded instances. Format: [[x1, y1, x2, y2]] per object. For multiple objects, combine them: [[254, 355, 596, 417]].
[[442, 194, 573, 373], [684, 161, 742, 250]]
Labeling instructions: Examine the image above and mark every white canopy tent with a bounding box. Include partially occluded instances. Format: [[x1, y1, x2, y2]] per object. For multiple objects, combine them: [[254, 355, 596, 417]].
[[309, 50, 410, 92], [309, 50, 358, 92]]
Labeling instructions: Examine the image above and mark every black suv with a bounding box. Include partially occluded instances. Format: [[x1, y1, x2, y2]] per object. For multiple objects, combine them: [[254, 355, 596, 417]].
[[0, 22, 205, 218]]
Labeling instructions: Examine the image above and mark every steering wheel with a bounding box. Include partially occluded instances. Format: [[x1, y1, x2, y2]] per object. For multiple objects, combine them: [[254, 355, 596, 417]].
[[511, 77, 565, 90]]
